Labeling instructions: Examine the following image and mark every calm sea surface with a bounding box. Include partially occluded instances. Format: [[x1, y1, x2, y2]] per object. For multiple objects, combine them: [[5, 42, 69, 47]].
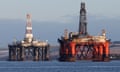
[[0, 60, 120, 72]]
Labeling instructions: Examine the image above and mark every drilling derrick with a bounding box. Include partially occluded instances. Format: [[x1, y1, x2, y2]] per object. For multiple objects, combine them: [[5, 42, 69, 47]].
[[58, 2, 110, 62], [79, 2, 87, 35], [8, 14, 50, 61], [25, 14, 33, 43]]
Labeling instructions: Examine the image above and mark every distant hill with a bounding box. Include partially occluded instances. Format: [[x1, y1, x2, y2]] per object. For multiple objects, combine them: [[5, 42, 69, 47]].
[[0, 14, 120, 48]]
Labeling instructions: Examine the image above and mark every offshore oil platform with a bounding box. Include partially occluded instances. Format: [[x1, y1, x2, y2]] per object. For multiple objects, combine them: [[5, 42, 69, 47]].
[[8, 14, 50, 61], [58, 2, 110, 62]]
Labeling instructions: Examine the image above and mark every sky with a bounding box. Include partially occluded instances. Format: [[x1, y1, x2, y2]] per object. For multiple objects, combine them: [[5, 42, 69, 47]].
[[0, 0, 120, 22]]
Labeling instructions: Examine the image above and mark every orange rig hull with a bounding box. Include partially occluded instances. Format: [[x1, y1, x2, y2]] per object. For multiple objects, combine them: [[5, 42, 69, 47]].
[[58, 39, 110, 62]]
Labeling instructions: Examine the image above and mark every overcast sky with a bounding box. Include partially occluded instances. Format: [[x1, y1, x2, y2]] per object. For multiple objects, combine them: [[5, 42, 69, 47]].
[[0, 0, 119, 21]]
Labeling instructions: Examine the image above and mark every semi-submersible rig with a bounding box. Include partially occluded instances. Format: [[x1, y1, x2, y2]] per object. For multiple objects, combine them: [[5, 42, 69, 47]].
[[8, 14, 50, 61], [58, 2, 110, 62]]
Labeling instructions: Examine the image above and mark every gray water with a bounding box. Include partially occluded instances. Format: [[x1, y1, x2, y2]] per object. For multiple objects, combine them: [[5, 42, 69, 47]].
[[0, 60, 120, 72]]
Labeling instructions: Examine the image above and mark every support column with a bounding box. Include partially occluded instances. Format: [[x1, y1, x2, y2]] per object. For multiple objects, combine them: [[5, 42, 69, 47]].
[[38, 48, 40, 61], [33, 48, 39, 61], [36, 48, 39, 61], [93, 45, 99, 61], [69, 42, 76, 61], [99, 45, 103, 61], [104, 41, 110, 61], [59, 43, 67, 61], [17, 48, 21, 61], [45, 45, 50, 60], [12, 48, 16, 61], [8, 47, 12, 61], [21, 47, 25, 61], [42, 47, 44, 61]]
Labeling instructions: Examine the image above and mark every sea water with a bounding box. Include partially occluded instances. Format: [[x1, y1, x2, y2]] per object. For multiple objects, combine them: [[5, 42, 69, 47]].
[[0, 60, 120, 72]]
